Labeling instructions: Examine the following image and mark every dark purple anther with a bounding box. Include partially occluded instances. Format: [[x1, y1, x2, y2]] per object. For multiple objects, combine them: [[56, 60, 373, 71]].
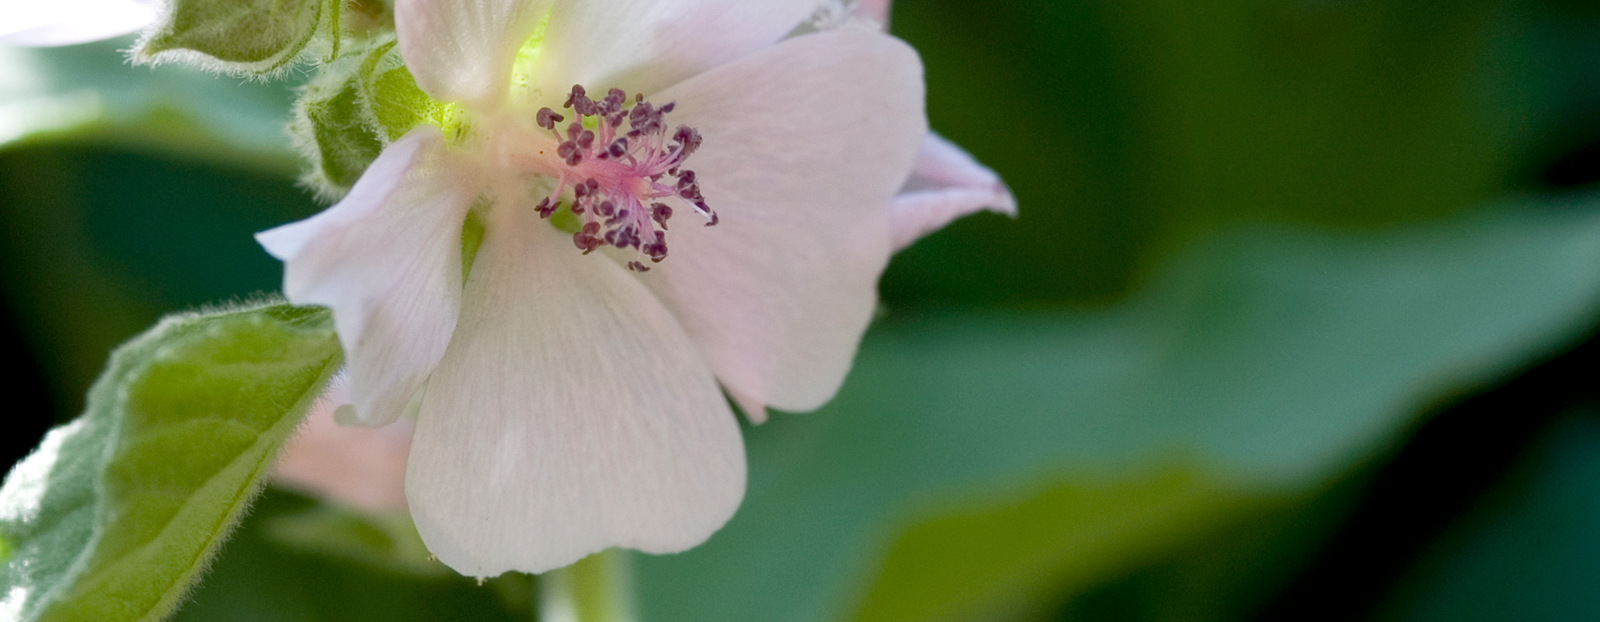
[[533, 84, 709, 265], [565, 85, 597, 116], [557, 142, 582, 166], [672, 126, 702, 156], [536, 107, 564, 130], [642, 233, 668, 262], [574, 230, 601, 254]]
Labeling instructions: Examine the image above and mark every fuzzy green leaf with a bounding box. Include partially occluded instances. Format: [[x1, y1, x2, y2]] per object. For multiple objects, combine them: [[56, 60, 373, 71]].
[[0, 303, 342, 622], [136, 0, 339, 75]]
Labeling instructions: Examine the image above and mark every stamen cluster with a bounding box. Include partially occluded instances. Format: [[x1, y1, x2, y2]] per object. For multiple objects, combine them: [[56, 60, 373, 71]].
[[532, 85, 717, 272]]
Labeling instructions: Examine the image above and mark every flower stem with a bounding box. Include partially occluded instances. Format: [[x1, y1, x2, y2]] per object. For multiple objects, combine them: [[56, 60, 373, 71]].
[[539, 549, 636, 622]]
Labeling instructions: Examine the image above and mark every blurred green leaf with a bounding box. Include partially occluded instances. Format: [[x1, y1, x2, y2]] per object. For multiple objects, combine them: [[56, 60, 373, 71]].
[[0, 146, 324, 422], [1376, 407, 1600, 622], [259, 503, 447, 578], [1040, 467, 1366, 622], [851, 465, 1269, 622], [882, 0, 1552, 306], [169, 490, 535, 622], [0, 39, 297, 173], [0, 303, 341, 622], [856, 462, 1368, 622], [638, 200, 1600, 622]]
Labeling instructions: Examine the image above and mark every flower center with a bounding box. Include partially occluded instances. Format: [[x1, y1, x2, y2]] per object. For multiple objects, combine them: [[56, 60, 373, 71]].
[[517, 85, 716, 272]]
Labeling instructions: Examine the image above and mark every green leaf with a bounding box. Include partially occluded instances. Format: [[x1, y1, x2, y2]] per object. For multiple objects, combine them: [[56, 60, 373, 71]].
[[0, 39, 299, 174], [1046, 470, 1364, 622], [0, 303, 342, 622], [881, 0, 1546, 306], [636, 201, 1600, 622], [1377, 408, 1600, 621], [168, 490, 536, 622], [258, 503, 447, 578], [135, 0, 340, 76], [850, 465, 1272, 622]]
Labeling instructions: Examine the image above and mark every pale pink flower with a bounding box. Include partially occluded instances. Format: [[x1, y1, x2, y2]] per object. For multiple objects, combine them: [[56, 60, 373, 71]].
[[256, 0, 1009, 576]]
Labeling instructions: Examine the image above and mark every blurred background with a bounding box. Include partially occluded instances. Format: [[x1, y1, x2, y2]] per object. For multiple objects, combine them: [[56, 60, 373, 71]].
[[4, 0, 1600, 620]]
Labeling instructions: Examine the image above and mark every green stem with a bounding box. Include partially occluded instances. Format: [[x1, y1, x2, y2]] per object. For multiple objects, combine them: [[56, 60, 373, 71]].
[[539, 549, 636, 622]]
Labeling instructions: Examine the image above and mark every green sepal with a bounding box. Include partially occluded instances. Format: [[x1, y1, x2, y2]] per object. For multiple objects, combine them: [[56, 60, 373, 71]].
[[291, 48, 388, 198], [288, 34, 464, 198], [134, 0, 343, 76], [356, 39, 460, 142], [0, 302, 343, 622]]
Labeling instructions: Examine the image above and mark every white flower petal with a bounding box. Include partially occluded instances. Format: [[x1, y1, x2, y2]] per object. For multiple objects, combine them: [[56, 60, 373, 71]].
[[0, 0, 154, 47], [858, 0, 891, 23], [889, 132, 1017, 251], [256, 127, 475, 427], [726, 388, 768, 425], [532, 0, 816, 100], [641, 29, 926, 413], [394, 0, 552, 107], [405, 204, 745, 577]]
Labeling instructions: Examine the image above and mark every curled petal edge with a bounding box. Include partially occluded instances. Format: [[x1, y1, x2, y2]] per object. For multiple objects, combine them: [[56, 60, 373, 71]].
[[889, 132, 1017, 252]]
